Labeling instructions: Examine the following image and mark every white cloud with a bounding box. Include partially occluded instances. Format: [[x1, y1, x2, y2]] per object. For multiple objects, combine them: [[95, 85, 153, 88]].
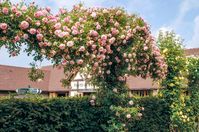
[[188, 16, 199, 48], [155, 0, 199, 48], [173, 0, 199, 30]]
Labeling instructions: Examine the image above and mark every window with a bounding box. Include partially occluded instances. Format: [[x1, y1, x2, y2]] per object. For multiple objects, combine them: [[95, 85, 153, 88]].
[[71, 81, 78, 89], [57, 93, 66, 97], [79, 81, 86, 89], [83, 92, 92, 96], [131, 90, 152, 97]]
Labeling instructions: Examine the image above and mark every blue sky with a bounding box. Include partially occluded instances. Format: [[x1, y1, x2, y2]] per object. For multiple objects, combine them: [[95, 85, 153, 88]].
[[0, 0, 199, 67]]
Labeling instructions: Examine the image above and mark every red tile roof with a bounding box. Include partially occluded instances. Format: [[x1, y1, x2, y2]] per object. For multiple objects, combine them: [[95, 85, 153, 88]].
[[0, 65, 50, 92], [126, 76, 159, 90], [42, 66, 69, 92], [185, 48, 199, 56], [0, 64, 160, 91]]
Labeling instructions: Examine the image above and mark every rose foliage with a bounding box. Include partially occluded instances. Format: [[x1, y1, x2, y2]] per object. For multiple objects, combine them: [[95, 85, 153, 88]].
[[0, 0, 166, 86]]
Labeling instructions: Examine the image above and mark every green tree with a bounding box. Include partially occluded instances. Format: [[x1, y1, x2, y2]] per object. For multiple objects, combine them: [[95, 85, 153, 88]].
[[187, 57, 199, 131], [157, 31, 192, 130]]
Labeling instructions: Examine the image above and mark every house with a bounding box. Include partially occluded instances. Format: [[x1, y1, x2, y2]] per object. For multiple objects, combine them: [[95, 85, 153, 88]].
[[0, 64, 159, 97], [0, 48, 198, 97]]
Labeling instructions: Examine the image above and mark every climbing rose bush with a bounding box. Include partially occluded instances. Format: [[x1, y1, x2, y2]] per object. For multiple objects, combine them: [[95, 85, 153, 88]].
[[0, 1, 167, 131], [0, 1, 166, 86]]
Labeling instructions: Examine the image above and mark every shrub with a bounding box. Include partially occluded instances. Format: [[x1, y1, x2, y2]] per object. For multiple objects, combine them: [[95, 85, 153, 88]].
[[128, 97, 170, 132], [0, 96, 171, 132], [0, 96, 111, 132]]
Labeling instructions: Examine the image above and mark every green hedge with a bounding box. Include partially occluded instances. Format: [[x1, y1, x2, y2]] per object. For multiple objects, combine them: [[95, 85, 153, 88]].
[[0, 96, 170, 132], [129, 97, 170, 132], [0, 97, 111, 132]]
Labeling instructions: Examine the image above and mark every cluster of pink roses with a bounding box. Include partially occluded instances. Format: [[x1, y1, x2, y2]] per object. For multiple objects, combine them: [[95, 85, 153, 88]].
[[0, 1, 167, 83]]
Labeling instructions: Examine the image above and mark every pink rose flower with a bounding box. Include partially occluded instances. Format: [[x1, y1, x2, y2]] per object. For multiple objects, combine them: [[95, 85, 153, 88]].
[[113, 88, 118, 93], [50, 50, 56, 56], [109, 37, 116, 44], [63, 26, 70, 32], [101, 35, 107, 41], [36, 34, 43, 41], [14, 36, 21, 42], [39, 42, 44, 47], [99, 47, 104, 52], [59, 8, 66, 14], [42, 18, 48, 23], [2, 7, 9, 14], [126, 114, 131, 119], [34, 11, 44, 18], [41, 9, 48, 16], [128, 100, 134, 105], [94, 62, 99, 67], [96, 24, 101, 30], [90, 99, 95, 106], [77, 59, 83, 65], [15, 11, 22, 17], [116, 10, 122, 15], [11, 6, 17, 13], [72, 30, 79, 35], [90, 30, 98, 37], [125, 59, 129, 62], [41, 49, 46, 54], [46, 6, 51, 12], [67, 41, 74, 47], [70, 60, 75, 65], [117, 47, 121, 51], [137, 113, 142, 117], [0, 23, 8, 30], [115, 56, 121, 63], [54, 22, 61, 30], [128, 53, 132, 58], [79, 17, 84, 22], [71, 26, 78, 30], [62, 60, 68, 65], [108, 62, 112, 65], [54, 30, 62, 36], [21, 6, 27, 12], [114, 22, 119, 27], [57, 32, 65, 38], [58, 32, 69, 38], [19, 21, 29, 30], [106, 70, 111, 74], [91, 12, 97, 18], [79, 46, 85, 52], [23, 34, 29, 39], [59, 44, 66, 50], [102, 9, 108, 13], [111, 28, 119, 35], [141, 107, 145, 111], [11, 51, 17, 57], [144, 46, 148, 51], [35, 21, 41, 26], [91, 44, 97, 49], [64, 16, 71, 23], [29, 28, 36, 35], [120, 35, 125, 39]]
